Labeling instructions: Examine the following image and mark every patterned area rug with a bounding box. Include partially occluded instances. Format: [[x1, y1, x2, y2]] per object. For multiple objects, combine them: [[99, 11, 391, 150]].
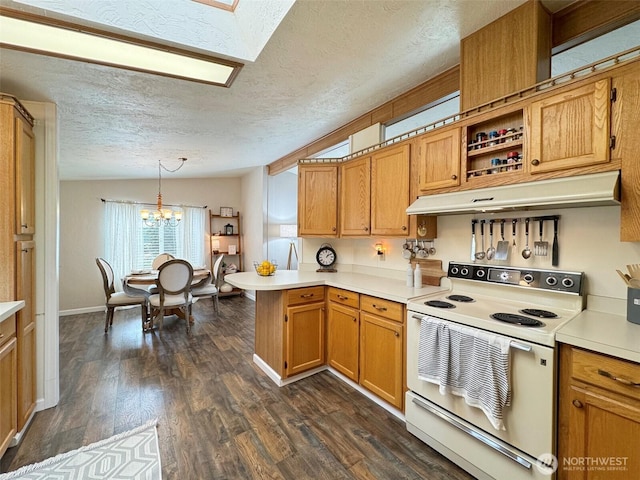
[[0, 419, 161, 480]]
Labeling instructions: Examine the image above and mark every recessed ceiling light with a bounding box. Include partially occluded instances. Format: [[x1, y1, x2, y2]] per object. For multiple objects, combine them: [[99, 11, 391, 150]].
[[0, 7, 243, 87]]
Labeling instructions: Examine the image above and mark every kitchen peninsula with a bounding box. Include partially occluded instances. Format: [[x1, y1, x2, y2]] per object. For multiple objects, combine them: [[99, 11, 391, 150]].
[[225, 270, 443, 411]]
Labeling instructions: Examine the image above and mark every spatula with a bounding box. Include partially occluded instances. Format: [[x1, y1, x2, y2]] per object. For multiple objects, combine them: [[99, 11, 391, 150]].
[[534, 219, 548, 256], [495, 219, 509, 260]]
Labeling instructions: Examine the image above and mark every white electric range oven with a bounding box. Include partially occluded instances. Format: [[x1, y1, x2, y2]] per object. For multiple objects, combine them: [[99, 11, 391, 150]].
[[406, 262, 585, 480]]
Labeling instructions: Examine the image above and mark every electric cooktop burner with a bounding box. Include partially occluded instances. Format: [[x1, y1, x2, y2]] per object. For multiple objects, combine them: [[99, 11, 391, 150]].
[[447, 295, 474, 303], [425, 300, 456, 309], [490, 313, 545, 327], [519, 308, 558, 318]]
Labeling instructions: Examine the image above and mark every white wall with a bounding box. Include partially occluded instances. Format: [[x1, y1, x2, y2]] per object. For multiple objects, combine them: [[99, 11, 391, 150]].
[[59, 177, 241, 312], [239, 166, 267, 298], [266, 170, 298, 269], [301, 206, 640, 301]]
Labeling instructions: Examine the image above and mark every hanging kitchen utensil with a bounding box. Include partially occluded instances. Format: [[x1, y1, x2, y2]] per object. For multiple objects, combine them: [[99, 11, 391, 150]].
[[617, 269, 631, 286], [486, 220, 496, 260], [471, 220, 477, 261], [534, 218, 548, 256], [495, 219, 509, 260], [552, 217, 559, 267], [475, 220, 486, 260], [627, 264, 640, 279], [522, 218, 532, 259], [428, 240, 436, 256]]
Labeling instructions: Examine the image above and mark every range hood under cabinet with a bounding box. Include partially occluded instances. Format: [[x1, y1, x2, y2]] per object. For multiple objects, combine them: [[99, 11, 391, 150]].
[[406, 171, 620, 215]]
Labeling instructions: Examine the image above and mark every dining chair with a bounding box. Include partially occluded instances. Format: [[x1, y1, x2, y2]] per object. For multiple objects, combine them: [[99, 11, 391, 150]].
[[148, 259, 194, 333], [96, 257, 148, 333], [152, 252, 175, 270], [191, 254, 224, 314]]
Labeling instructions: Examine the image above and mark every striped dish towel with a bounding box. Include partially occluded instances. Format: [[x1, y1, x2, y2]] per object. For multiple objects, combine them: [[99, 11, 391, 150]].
[[418, 315, 512, 430]]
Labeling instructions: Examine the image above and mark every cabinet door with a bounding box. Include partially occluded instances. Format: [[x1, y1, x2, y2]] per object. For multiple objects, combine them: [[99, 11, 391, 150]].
[[340, 157, 370, 236], [371, 143, 410, 236], [417, 127, 461, 192], [529, 79, 611, 174], [16, 240, 36, 430], [298, 165, 338, 237], [285, 302, 325, 378], [561, 386, 640, 480], [0, 335, 17, 457], [15, 115, 35, 235], [327, 302, 359, 381], [359, 312, 403, 409]]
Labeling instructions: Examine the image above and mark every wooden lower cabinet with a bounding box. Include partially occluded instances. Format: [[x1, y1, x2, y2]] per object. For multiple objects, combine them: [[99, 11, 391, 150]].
[[285, 301, 325, 377], [254, 286, 325, 380], [16, 240, 36, 430], [327, 291, 360, 382], [327, 289, 405, 410], [0, 315, 17, 457], [558, 344, 640, 479]]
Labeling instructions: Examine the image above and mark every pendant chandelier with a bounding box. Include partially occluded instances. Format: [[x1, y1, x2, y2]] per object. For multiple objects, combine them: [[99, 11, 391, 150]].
[[141, 157, 187, 227]]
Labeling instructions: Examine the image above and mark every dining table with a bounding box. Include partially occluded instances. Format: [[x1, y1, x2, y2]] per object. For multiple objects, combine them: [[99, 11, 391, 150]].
[[123, 267, 211, 331]]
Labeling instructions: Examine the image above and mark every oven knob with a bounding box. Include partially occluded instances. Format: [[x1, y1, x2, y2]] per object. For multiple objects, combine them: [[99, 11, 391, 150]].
[[523, 273, 534, 284], [562, 277, 574, 288], [546, 276, 558, 286], [475, 269, 485, 278], [450, 266, 459, 275], [460, 267, 469, 276]]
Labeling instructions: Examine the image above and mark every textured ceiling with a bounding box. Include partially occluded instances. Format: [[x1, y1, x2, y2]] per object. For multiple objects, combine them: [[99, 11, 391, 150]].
[[0, 0, 575, 180]]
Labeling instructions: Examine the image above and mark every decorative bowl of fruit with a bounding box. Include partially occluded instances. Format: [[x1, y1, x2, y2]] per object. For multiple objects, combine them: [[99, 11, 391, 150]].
[[254, 260, 277, 276]]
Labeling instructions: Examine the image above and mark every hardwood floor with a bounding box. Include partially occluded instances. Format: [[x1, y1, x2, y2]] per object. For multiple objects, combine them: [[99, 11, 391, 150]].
[[1, 295, 473, 479]]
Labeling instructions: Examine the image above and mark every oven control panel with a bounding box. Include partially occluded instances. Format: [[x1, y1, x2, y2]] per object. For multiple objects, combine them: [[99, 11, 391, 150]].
[[448, 262, 583, 294]]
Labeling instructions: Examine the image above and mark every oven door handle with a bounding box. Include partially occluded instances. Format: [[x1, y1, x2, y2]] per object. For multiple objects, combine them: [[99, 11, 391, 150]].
[[410, 315, 533, 353], [411, 396, 533, 470]]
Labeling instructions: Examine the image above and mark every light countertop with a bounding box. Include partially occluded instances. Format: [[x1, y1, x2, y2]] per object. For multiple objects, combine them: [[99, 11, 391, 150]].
[[556, 296, 640, 364], [225, 270, 445, 304], [0, 300, 25, 323]]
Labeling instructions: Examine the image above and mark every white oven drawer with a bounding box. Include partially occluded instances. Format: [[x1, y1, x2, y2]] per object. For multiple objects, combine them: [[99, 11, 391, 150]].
[[406, 391, 555, 480], [406, 312, 556, 458]]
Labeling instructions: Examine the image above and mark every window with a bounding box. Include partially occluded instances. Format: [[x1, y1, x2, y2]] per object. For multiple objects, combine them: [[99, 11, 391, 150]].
[[103, 201, 205, 289], [383, 94, 460, 140]]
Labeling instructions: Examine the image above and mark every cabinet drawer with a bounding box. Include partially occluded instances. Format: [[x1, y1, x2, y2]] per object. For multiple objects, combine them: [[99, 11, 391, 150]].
[[571, 347, 640, 401], [360, 295, 403, 323], [286, 286, 325, 306], [0, 314, 16, 348], [327, 287, 359, 309]]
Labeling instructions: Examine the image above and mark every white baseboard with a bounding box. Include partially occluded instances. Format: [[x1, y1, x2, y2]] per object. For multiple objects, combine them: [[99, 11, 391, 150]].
[[59, 305, 104, 316]]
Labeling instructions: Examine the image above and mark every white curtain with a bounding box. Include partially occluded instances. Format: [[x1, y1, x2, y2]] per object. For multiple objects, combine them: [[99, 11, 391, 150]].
[[104, 201, 205, 287], [180, 206, 206, 267], [104, 201, 142, 291]]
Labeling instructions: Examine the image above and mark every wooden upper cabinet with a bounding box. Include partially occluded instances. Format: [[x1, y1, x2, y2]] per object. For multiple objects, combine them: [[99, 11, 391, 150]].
[[371, 144, 410, 236], [416, 127, 461, 192], [298, 164, 338, 237], [528, 78, 612, 174], [460, 0, 551, 111], [15, 115, 35, 235], [340, 156, 371, 236]]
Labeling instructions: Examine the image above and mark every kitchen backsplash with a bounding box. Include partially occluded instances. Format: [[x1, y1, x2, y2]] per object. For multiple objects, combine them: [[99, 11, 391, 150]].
[[301, 205, 640, 301]]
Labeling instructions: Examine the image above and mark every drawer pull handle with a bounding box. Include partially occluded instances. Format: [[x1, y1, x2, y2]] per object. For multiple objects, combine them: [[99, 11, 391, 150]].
[[572, 399, 583, 408], [337, 295, 349, 300], [300, 294, 314, 299], [394, 331, 400, 337], [598, 369, 640, 387], [372, 304, 387, 311]]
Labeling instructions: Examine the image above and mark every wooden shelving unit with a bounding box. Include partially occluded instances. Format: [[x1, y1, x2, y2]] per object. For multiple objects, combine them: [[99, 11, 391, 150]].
[[210, 209, 243, 297]]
